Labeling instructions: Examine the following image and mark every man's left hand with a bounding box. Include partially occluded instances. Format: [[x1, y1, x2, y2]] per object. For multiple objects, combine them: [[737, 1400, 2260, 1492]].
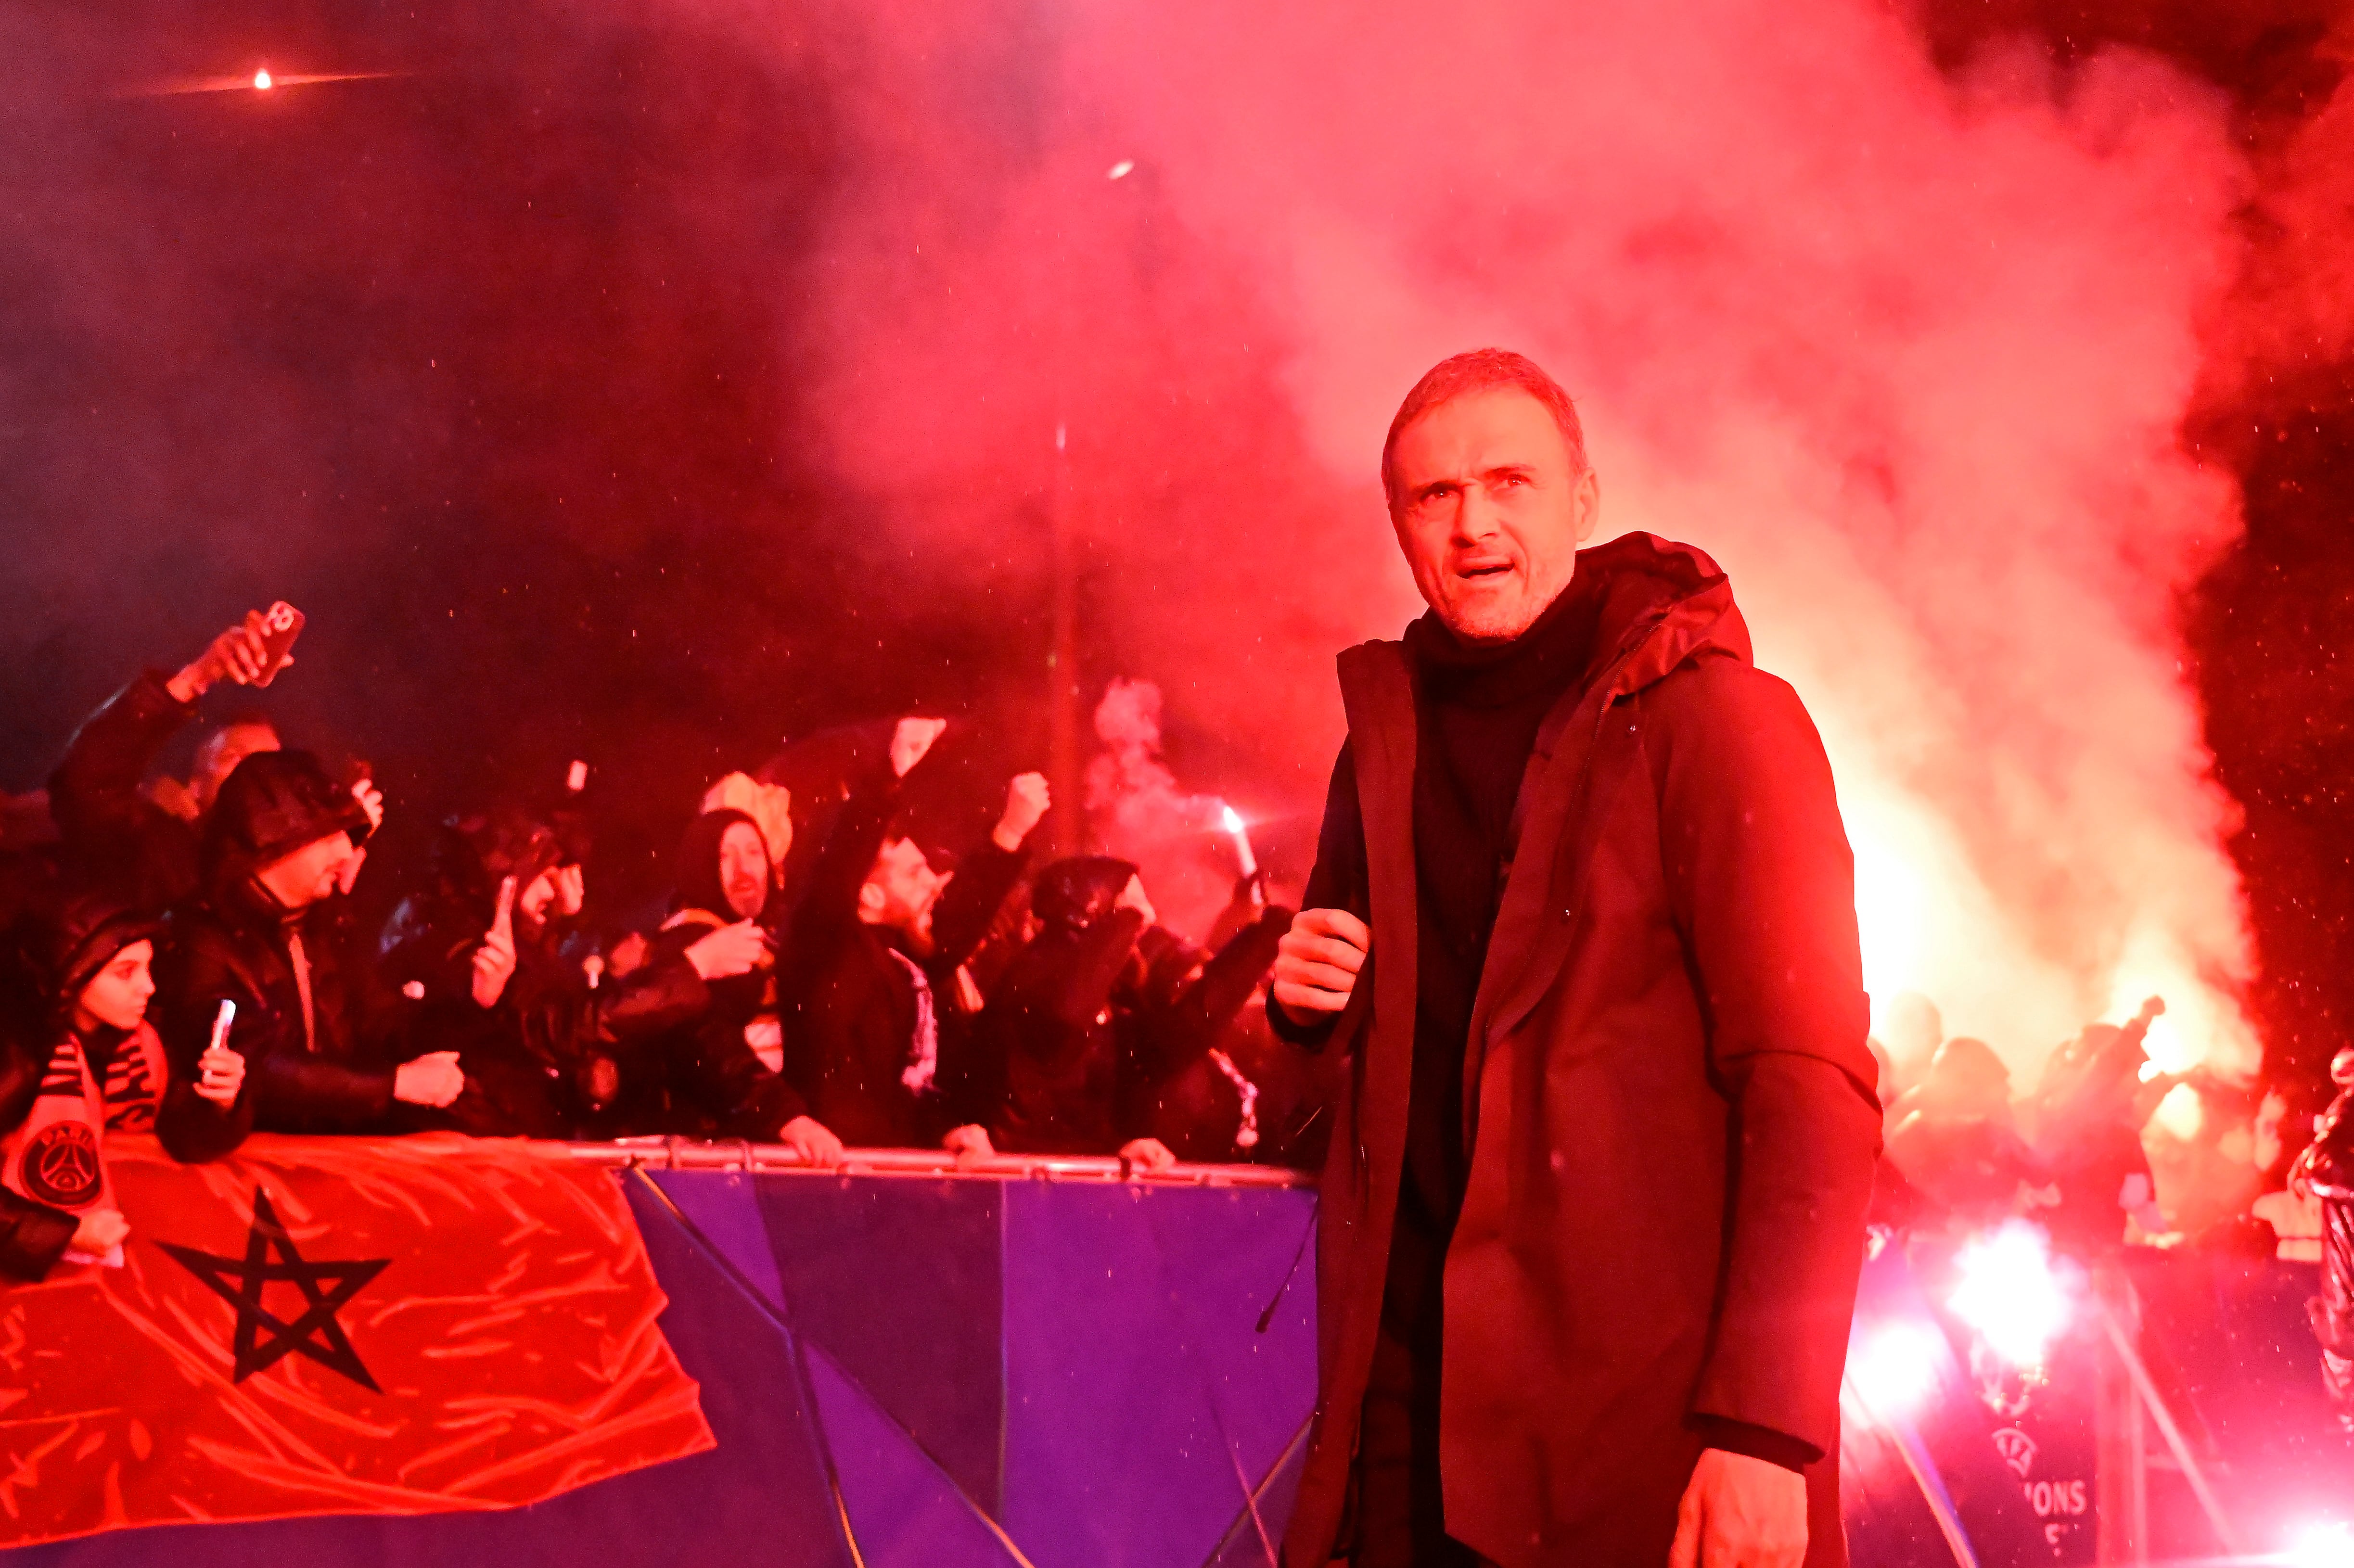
[[1669, 1449, 1806, 1568], [780, 1115, 845, 1171], [943, 1123, 995, 1169]]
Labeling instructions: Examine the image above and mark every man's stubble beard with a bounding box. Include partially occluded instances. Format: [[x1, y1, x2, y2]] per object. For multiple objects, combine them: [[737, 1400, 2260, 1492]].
[[1441, 569, 1574, 646]]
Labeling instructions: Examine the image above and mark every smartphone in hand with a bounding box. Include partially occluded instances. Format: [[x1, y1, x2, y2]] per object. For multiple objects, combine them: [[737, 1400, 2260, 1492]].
[[253, 602, 305, 688]]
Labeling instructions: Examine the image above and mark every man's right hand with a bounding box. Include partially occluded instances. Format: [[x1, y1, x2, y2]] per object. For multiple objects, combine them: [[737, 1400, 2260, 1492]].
[[685, 920, 770, 981], [890, 716, 948, 778], [393, 1051, 466, 1108], [943, 1123, 996, 1170], [1115, 873, 1158, 930], [1272, 908, 1371, 1022], [471, 876, 519, 1008], [72, 1209, 130, 1255], [993, 771, 1052, 851], [166, 612, 275, 704]]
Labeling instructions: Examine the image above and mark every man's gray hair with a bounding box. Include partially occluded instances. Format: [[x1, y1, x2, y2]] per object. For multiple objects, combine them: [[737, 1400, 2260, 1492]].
[[1381, 348, 1588, 514]]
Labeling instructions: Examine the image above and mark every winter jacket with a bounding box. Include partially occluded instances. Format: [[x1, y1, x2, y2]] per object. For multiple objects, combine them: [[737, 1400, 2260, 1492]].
[[985, 906, 1149, 1153], [377, 811, 705, 1138], [0, 1039, 77, 1280], [153, 752, 397, 1156], [985, 899, 1289, 1155], [47, 671, 204, 909], [778, 769, 1029, 1147], [1126, 910, 1290, 1156], [586, 808, 815, 1142], [0, 888, 199, 1277], [1276, 534, 1881, 1568]]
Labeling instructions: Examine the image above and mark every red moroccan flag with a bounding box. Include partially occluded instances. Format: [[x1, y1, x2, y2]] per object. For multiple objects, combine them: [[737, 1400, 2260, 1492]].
[[0, 1133, 713, 1547]]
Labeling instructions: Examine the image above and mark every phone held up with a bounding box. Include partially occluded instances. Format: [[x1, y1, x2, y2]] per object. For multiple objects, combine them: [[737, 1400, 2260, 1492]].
[[253, 602, 305, 688]]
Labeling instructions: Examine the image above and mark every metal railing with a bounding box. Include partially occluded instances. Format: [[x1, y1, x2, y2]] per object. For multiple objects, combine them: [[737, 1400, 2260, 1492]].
[[564, 1137, 1315, 1188]]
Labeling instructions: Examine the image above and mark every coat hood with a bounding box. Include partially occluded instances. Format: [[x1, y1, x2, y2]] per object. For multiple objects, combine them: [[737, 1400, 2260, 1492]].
[[1401, 532, 1751, 699], [433, 810, 567, 918], [1574, 531, 1752, 699], [1030, 856, 1139, 936], [3, 887, 161, 1032], [199, 749, 373, 894], [673, 808, 769, 922]]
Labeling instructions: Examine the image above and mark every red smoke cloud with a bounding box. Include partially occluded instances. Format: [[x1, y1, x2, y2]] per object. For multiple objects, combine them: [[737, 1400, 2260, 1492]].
[[778, 0, 2265, 1075]]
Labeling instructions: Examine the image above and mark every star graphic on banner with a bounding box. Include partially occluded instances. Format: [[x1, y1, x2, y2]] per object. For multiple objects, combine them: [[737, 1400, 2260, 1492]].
[[158, 1186, 390, 1392]]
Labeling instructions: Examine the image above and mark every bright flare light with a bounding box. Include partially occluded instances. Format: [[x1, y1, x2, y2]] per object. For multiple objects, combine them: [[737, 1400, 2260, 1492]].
[[254, 69, 273, 90], [1845, 813, 1928, 1012], [2150, 1081, 2205, 1140], [1219, 804, 1244, 834], [1848, 1324, 1944, 1419], [1106, 159, 1135, 179], [2292, 1522, 2354, 1568], [1948, 1222, 2071, 1370]]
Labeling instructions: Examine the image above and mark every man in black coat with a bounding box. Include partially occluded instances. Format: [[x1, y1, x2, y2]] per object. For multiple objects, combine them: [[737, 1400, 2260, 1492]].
[[778, 718, 1044, 1151], [1269, 350, 1881, 1568], [380, 809, 732, 1141], [603, 807, 844, 1163], [2293, 1047, 2354, 1429], [984, 857, 1289, 1161], [50, 614, 285, 911], [154, 751, 462, 1159]]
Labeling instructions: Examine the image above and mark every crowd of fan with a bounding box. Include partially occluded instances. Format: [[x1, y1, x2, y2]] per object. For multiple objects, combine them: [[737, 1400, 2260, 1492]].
[[1872, 992, 2354, 1422], [0, 613, 1297, 1281]]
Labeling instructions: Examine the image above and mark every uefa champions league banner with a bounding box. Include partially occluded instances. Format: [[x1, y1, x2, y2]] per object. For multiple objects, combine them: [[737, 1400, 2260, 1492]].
[[9, 1136, 2335, 1568]]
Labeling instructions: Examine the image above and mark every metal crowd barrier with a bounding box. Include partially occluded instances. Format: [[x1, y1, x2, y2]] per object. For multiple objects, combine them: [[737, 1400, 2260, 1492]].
[[563, 1137, 1315, 1188]]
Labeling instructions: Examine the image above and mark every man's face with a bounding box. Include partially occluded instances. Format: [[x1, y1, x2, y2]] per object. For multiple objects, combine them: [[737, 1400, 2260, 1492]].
[[1389, 385, 1600, 644], [520, 864, 586, 927], [193, 723, 281, 811], [860, 837, 943, 946], [77, 940, 156, 1033], [256, 831, 356, 910], [717, 823, 769, 920]]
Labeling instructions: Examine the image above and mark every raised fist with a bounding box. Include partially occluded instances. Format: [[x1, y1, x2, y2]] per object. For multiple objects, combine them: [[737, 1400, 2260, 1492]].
[[890, 717, 948, 779], [994, 772, 1051, 851]]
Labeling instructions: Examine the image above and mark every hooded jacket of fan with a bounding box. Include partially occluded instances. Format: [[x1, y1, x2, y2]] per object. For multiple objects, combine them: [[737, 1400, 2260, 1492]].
[[0, 892, 171, 1279], [150, 750, 394, 1158], [982, 856, 1289, 1156], [377, 811, 694, 1138], [593, 808, 815, 1141]]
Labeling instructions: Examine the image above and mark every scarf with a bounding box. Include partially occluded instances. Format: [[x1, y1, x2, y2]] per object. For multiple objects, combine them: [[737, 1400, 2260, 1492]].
[[887, 950, 940, 1096], [2, 1024, 167, 1246]]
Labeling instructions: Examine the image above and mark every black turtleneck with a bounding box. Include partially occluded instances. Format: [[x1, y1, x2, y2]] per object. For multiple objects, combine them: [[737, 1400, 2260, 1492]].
[[1382, 577, 1603, 1338]]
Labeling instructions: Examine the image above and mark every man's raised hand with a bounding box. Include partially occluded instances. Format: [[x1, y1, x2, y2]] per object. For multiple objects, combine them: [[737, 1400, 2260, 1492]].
[[471, 876, 519, 1008], [1115, 872, 1157, 930], [890, 716, 948, 779], [352, 777, 386, 834], [166, 612, 275, 704], [993, 771, 1051, 851], [1272, 908, 1371, 1022]]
